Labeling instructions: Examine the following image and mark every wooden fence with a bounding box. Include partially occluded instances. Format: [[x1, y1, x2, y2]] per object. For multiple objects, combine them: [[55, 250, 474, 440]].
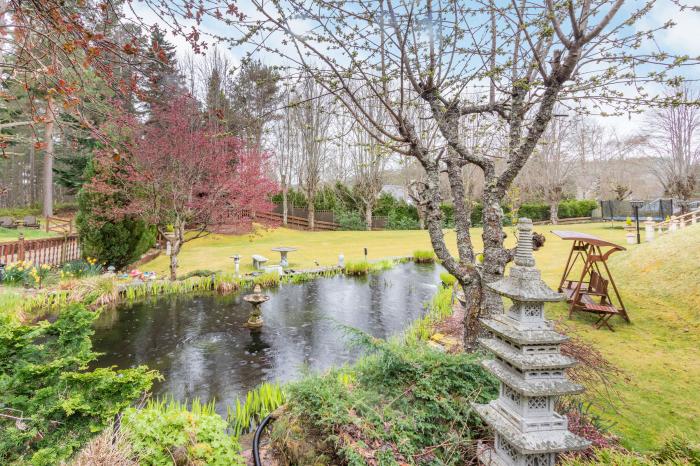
[[0, 234, 81, 266], [532, 216, 593, 226], [256, 211, 340, 231], [45, 216, 75, 235]]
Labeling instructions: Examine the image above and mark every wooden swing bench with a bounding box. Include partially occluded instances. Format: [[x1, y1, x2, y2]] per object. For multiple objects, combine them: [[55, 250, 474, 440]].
[[553, 231, 630, 331], [562, 271, 620, 331]]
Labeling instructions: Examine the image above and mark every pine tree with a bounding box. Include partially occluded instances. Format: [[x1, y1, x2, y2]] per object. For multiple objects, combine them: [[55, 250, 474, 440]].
[[142, 28, 181, 115], [205, 67, 231, 127], [228, 60, 281, 148]]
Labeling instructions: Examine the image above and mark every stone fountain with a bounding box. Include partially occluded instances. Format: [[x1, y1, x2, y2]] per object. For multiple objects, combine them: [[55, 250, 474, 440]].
[[243, 284, 269, 329]]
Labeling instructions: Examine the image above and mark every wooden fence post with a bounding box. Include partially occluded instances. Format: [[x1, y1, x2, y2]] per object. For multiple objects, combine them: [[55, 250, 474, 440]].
[[18, 233, 25, 261], [60, 234, 68, 263]]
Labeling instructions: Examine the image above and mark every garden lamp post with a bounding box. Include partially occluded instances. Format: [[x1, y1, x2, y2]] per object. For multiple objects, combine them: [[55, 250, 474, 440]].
[[631, 200, 645, 244], [230, 254, 241, 277]]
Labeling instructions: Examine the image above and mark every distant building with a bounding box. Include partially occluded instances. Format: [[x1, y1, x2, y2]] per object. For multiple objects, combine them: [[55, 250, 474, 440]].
[[381, 184, 412, 204]]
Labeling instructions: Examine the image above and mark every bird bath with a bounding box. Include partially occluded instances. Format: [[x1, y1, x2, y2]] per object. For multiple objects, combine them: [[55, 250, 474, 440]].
[[243, 284, 269, 329]]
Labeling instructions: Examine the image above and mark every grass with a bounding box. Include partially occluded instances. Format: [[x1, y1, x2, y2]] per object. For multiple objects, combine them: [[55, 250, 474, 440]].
[[141, 222, 699, 451], [0, 226, 58, 242], [1, 221, 697, 451]]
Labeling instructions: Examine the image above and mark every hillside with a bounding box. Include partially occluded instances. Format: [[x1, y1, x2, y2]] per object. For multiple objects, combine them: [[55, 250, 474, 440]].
[[543, 225, 700, 451]]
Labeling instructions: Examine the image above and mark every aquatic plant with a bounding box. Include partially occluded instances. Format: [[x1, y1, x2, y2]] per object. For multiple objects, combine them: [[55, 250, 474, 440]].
[[440, 271, 457, 287], [412, 249, 436, 263], [344, 259, 395, 276], [404, 285, 454, 344], [226, 382, 286, 437], [252, 271, 281, 288]]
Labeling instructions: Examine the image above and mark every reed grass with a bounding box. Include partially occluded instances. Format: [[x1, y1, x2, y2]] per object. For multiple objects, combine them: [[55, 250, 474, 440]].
[[226, 382, 286, 437], [440, 272, 457, 287], [412, 250, 436, 263], [404, 285, 454, 344]]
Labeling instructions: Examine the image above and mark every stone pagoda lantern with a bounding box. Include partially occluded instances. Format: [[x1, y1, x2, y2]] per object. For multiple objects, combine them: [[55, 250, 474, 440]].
[[472, 218, 589, 465]]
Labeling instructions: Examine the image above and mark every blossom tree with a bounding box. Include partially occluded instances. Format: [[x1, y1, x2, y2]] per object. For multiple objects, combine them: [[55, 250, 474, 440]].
[[89, 95, 276, 279]]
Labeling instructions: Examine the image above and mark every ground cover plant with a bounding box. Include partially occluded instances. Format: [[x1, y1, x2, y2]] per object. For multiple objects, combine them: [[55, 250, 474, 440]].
[[118, 222, 700, 450], [0, 304, 158, 465], [270, 334, 498, 465], [120, 399, 244, 466], [0, 223, 697, 451]]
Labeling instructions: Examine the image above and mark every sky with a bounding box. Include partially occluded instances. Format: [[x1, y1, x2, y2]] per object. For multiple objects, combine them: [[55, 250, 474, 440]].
[[127, 0, 699, 137]]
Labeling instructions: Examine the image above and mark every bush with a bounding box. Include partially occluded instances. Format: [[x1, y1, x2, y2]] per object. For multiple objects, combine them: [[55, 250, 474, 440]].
[[0, 305, 157, 465], [77, 161, 156, 269], [180, 269, 220, 280], [272, 336, 498, 464], [121, 399, 244, 466], [335, 209, 366, 230], [387, 210, 420, 230]]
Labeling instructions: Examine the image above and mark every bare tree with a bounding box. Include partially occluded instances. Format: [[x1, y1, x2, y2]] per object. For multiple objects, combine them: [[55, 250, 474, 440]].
[[153, 0, 695, 347], [349, 95, 390, 229], [518, 116, 576, 223], [271, 83, 301, 225], [293, 74, 333, 230], [645, 87, 700, 212]]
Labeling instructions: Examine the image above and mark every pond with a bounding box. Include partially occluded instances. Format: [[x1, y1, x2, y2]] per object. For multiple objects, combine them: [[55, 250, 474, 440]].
[[91, 262, 442, 412]]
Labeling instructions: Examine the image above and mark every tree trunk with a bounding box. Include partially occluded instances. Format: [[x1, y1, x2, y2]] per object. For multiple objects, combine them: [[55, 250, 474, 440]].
[[549, 201, 559, 224], [365, 202, 373, 231], [307, 199, 315, 230], [168, 224, 185, 280], [42, 95, 55, 218], [282, 187, 289, 225], [479, 188, 508, 318], [29, 144, 37, 205], [169, 245, 179, 280]]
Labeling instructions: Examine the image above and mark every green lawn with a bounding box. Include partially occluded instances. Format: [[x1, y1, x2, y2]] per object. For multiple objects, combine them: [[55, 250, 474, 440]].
[[143, 222, 700, 451], [0, 227, 58, 242], [1, 221, 696, 451]]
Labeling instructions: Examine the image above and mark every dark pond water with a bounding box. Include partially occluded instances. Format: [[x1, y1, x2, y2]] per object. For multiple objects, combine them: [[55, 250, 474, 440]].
[[91, 262, 441, 411]]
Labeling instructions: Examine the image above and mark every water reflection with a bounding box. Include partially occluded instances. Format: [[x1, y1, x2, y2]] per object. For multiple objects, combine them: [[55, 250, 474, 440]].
[[92, 262, 441, 412]]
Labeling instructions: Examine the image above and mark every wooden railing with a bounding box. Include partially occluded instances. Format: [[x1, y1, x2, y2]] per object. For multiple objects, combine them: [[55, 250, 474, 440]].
[[46, 216, 75, 235], [256, 211, 340, 231], [0, 234, 81, 266], [654, 208, 700, 235], [532, 216, 592, 226]]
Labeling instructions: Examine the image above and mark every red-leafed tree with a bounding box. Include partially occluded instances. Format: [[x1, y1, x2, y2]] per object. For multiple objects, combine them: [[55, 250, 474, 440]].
[[89, 95, 276, 279]]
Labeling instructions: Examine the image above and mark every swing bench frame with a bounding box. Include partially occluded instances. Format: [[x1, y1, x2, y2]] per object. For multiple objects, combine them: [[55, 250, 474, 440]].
[[552, 230, 630, 330]]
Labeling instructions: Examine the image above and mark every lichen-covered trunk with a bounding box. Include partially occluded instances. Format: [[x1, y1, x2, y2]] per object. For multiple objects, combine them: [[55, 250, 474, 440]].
[[480, 188, 508, 318], [550, 202, 559, 224]]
